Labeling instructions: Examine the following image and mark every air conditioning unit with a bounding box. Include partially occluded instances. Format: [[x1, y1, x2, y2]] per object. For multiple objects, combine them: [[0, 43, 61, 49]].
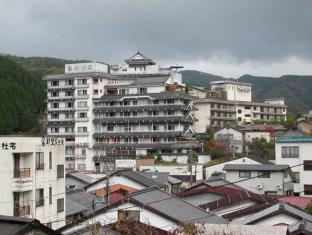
[[276, 184, 283, 190], [257, 184, 263, 189]]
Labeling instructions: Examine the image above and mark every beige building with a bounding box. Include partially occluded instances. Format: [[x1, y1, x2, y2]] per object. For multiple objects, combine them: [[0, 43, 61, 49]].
[[0, 137, 66, 229]]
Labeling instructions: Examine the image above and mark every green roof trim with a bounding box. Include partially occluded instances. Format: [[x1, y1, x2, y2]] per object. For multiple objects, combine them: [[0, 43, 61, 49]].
[[276, 136, 312, 143]]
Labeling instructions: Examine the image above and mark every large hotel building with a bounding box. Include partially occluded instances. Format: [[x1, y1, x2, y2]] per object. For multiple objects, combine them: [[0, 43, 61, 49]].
[[43, 52, 200, 172], [43, 52, 287, 172]]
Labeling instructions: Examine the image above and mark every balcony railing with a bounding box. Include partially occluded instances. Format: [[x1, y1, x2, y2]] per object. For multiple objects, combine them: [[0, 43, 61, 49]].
[[14, 205, 31, 217], [14, 168, 30, 178]]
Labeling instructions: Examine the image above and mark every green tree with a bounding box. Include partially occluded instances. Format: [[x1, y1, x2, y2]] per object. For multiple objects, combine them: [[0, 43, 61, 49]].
[[187, 151, 198, 164], [305, 202, 312, 215]]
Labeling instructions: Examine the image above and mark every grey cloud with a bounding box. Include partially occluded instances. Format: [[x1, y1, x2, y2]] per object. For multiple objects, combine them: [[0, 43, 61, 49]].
[[0, 0, 311, 67]]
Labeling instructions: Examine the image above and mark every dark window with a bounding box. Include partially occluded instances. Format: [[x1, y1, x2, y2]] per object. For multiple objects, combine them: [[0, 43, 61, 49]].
[[49, 152, 52, 169], [36, 152, 44, 170], [304, 185, 312, 195], [304, 161, 312, 171], [153, 100, 159, 105], [245, 114, 251, 117], [133, 100, 137, 105], [238, 117, 242, 121], [258, 171, 270, 178], [49, 187, 52, 204], [265, 191, 277, 195], [294, 172, 300, 183], [239, 171, 251, 178], [118, 210, 140, 222], [57, 198, 64, 213], [36, 189, 44, 207], [238, 109, 242, 114], [57, 165, 64, 178], [281, 146, 299, 158]]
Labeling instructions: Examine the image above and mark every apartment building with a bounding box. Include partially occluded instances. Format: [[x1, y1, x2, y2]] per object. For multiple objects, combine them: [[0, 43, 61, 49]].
[[275, 130, 312, 196], [192, 81, 287, 132], [0, 137, 65, 229], [43, 52, 200, 172]]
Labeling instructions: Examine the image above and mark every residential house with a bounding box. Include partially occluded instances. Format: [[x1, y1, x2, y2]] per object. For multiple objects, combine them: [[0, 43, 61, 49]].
[[0, 215, 59, 235], [213, 126, 244, 153], [288, 219, 312, 235], [238, 203, 312, 227], [223, 164, 295, 195], [175, 182, 241, 206], [0, 137, 66, 229], [205, 155, 272, 179], [59, 186, 228, 234], [275, 129, 312, 196]]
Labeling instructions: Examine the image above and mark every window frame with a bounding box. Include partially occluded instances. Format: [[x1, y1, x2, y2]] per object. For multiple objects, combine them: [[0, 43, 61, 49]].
[[239, 171, 251, 178], [36, 152, 44, 170]]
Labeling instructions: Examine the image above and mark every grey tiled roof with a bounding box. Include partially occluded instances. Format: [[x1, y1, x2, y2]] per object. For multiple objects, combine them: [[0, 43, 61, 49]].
[[121, 171, 168, 187], [288, 219, 312, 234], [241, 203, 312, 225], [223, 164, 290, 172], [129, 186, 228, 224], [66, 199, 88, 216], [67, 172, 94, 184], [66, 189, 105, 215], [133, 76, 170, 86]]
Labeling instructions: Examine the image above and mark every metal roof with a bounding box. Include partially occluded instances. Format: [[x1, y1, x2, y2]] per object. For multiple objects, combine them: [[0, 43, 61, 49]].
[[241, 203, 312, 225], [288, 219, 312, 234], [129, 186, 228, 224], [122, 171, 169, 187], [223, 164, 290, 172], [67, 172, 94, 185], [66, 199, 88, 216]]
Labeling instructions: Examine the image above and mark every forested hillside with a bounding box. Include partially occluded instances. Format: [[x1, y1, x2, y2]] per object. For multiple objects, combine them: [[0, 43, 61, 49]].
[[0, 56, 45, 134]]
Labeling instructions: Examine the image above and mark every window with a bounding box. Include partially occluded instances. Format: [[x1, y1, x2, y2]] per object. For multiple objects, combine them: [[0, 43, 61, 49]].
[[78, 101, 87, 107], [304, 161, 312, 171], [93, 89, 99, 95], [153, 125, 159, 131], [36, 189, 44, 207], [57, 198, 64, 213], [239, 171, 251, 178], [138, 87, 147, 94], [65, 113, 74, 118], [49, 152, 52, 169], [66, 102, 73, 108], [294, 172, 300, 183], [304, 185, 312, 195], [133, 100, 137, 105], [79, 112, 87, 118], [51, 127, 59, 133], [51, 113, 59, 119], [93, 79, 98, 84], [265, 191, 277, 195], [51, 80, 59, 86], [281, 146, 299, 158], [153, 100, 159, 105], [258, 171, 270, 178], [36, 152, 44, 170], [78, 90, 87, 96], [244, 106, 251, 110], [168, 124, 175, 131], [245, 114, 251, 117], [78, 164, 86, 171], [52, 102, 59, 108], [65, 80, 73, 86], [118, 210, 140, 222], [238, 117, 242, 121], [107, 125, 114, 132], [51, 91, 58, 97], [65, 90, 73, 96], [49, 187, 52, 204], [166, 99, 174, 104], [238, 109, 242, 114], [57, 165, 64, 178], [78, 127, 87, 133], [77, 79, 87, 85], [167, 110, 174, 116]]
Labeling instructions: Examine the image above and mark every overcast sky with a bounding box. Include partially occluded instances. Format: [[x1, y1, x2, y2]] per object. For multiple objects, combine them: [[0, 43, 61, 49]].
[[1, 0, 312, 78]]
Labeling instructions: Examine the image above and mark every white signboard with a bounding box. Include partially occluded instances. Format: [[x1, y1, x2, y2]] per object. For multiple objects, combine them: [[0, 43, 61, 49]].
[[65, 62, 108, 74]]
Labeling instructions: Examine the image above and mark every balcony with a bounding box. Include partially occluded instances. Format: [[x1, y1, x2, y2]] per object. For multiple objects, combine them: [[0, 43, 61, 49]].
[[75, 117, 89, 122], [14, 205, 31, 217], [12, 168, 33, 192], [75, 94, 90, 99], [76, 155, 86, 159], [75, 132, 90, 136], [47, 96, 74, 101], [74, 83, 90, 88]]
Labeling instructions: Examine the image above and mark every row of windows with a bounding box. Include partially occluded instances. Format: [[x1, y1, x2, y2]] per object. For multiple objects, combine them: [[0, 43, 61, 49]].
[[281, 146, 299, 158], [50, 127, 88, 133], [239, 171, 271, 178], [35, 152, 64, 178]]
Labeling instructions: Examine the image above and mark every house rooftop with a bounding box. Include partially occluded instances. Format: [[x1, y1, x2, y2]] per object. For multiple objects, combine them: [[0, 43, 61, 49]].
[[288, 219, 312, 235], [0, 215, 58, 235], [66, 172, 94, 185], [223, 164, 290, 172], [240, 203, 312, 225]]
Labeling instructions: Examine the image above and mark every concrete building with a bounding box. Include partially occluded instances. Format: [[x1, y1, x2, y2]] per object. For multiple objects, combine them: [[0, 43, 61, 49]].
[[0, 137, 65, 229], [43, 52, 201, 173], [275, 130, 312, 196], [192, 81, 287, 132], [223, 164, 295, 195]]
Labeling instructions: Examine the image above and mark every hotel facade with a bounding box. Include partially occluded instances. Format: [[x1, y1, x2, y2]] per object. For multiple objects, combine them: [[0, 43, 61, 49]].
[[43, 52, 201, 172]]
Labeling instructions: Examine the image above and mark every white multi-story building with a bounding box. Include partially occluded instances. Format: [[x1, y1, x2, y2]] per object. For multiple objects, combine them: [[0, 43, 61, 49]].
[[43, 52, 200, 173], [192, 81, 287, 132], [275, 130, 312, 196], [0, 137, 65, 229]]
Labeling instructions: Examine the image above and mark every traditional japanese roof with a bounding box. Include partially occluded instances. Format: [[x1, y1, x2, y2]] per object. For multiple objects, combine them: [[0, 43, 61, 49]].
[[66, 172, 94, 185], [128, 186, 228, 224], [175, 182, 241, 198], [199, 190, 277, 211], [223, 164, 290, 172], [235, 124, 287, 132], [278, 196, 312, 210], [0, 215, 59, 235], [288, 219, 312, 235], [240, 203, 312, 225], [125, 51, 156, 65], [66, 189, 105, 215], [205, 156, 273, 168], [66, 199, 88, 217]]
